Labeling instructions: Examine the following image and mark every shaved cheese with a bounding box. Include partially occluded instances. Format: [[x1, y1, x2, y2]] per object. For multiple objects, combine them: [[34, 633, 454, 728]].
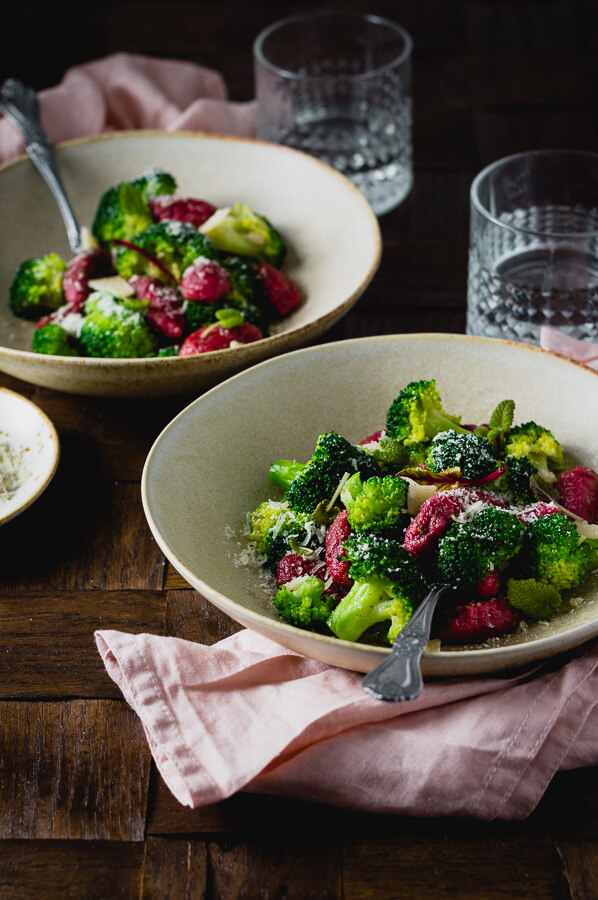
[[88, 276, 136, 298]]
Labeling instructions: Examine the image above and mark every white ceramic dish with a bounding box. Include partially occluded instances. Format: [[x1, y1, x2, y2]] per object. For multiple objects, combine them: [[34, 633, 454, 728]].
[[0, 131, 381, 398], [0, 388, 59, 524], [142, 333, 598, 676]]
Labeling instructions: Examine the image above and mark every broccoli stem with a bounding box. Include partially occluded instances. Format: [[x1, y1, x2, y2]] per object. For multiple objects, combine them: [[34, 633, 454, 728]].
[[327, 579, 396, 642], [426, 406, 469, 437]]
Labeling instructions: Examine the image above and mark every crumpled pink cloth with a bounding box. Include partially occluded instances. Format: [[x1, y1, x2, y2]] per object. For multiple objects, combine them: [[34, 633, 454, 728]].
[[540, 326, 598, 371], [95, 627, 598, 820], [0, 52, 256, 164]]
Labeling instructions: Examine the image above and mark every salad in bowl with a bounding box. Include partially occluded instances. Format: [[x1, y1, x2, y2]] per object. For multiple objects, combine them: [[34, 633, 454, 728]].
[[245, 378, 598, 649]]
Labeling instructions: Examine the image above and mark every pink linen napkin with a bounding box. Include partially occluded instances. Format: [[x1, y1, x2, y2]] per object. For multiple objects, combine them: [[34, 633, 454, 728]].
[[0, 52, 256, 164], [540, 326, 598, 371], [95, 627, 598, 820]]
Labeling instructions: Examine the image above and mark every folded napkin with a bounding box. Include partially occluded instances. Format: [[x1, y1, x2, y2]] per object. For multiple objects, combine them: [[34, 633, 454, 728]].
[[95, 627, 598, 820], [540, 326, 598, 371], [0, 52, 256, 164]]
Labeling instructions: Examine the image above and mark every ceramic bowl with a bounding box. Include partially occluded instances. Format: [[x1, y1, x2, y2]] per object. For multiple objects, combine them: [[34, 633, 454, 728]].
[[0, 387, 59, 524], [0, 131, 381, 398], [142, 333, 598, 676]]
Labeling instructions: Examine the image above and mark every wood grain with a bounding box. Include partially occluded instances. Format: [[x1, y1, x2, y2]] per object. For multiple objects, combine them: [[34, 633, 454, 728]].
[[165, 589, 242, 644], [342, 837, 570, 900], [0, 591, 166, 697], [0, 841, 144, 900], [207, 841, 341, 900], [141, 837, 208, 899], [0, 480, 165, 591], [0, 700, 150, 840], [556, 841, 598, 900]]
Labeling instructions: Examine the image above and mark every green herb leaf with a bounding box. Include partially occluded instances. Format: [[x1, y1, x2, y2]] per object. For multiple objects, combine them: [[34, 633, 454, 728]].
[[507, 578, 562, 620]]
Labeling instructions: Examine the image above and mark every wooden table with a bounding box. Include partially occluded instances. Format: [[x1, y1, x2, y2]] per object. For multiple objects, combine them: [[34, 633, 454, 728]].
[[1, 2, 598, 897]]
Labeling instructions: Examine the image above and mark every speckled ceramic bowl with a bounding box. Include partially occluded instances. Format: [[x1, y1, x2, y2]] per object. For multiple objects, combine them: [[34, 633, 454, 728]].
[[0, 131, 381, 398], [0, 387, 59, 524], [142, 333, 598, 676]]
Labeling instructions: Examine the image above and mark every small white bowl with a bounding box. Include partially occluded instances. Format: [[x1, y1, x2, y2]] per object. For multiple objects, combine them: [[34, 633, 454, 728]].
[[0, 388, 59, 524], [0, 131, 381, 398], [142, 333, 598, 677]]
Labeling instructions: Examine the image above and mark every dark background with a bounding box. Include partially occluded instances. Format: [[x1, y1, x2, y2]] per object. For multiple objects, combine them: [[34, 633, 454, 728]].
[[3, 0, 597, 340]]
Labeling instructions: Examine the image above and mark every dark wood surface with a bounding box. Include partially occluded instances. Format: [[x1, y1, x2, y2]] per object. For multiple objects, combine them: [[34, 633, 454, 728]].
[[1, 2, 598, 897]]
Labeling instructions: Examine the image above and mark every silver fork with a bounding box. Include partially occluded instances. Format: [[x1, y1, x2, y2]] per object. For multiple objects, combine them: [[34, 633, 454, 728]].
[[0, 78, 82, 254], [362, 583, 453, 702]]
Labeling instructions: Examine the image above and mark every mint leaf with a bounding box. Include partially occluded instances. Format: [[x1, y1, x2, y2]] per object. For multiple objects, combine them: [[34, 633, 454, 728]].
[[489, 399, 515, 432]]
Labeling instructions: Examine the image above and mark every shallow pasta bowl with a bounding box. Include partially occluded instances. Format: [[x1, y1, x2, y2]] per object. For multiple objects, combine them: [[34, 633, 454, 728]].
[[0, 130, 380, 398], [142, 333, 598, 676]]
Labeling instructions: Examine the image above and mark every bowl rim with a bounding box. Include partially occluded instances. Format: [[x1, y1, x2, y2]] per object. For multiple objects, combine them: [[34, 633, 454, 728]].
[[0, 386, 60, 525], [141, 331, 598, 665], [0, 129, 382, 366]]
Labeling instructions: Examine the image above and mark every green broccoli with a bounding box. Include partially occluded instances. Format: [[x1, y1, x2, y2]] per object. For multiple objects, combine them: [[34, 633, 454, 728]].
[[31, 323, 78, 356], [436, 507, 525, 587], [10, 252, 67, 319], [249, 500, 300, 551], [507, 578, 562, 620], [505, 422, 565, 483], [183, 299, 219, 333], [361, 435, 410, 471], [426, 430, 499, 480], [268, 461, 310, 491], [340, 472, 409, 531], [221, 255, 260, 303], [201, 202, 286, 266], [327, 532, 427, 644], [248, 499, 325, 570], [496, 455, 538, 505], [385, 379, 469, 445], [114, 221, 218, 282], [92, 169, 177, 245], [157, 345, 179, 357], [79, 292, 158, 358], [284, 432, 380, 515], [274, 575, 336, 629], [524, 513, 598, 590]]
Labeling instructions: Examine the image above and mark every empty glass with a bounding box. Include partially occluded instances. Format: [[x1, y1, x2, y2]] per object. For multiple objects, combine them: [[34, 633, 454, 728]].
[[467, 150, 598, 344], [253, 12, 413, 215]]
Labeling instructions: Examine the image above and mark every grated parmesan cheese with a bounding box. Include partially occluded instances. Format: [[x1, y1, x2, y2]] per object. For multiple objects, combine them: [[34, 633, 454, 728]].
[[0, 442, 29, 501]]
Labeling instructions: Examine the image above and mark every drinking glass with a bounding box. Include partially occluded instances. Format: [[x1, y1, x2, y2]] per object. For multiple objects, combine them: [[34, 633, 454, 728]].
[[467, 150, 598, 344], [253, 12, 413, 215]]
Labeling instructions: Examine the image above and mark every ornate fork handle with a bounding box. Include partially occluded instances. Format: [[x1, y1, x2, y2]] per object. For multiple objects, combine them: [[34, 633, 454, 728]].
[[362, 583, 453, 702], [0, 79, 82, 253]]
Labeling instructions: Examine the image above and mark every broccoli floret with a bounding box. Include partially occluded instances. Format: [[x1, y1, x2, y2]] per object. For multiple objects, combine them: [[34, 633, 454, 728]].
[[31, 323, 78, 356], [183, 300, 219, 332], [361, 434, 409, 471], [437, 507, 525, 587], [249, 500, 300, 551], [79, 292, 158, 358], [507, 578, 562, 620], [496, 455, 538, 504], [248, 498, 325, 570], [505, 422, 565, 483], [10, 252, 67, 319], [268, 461, 309, 491], [221, 255, 260, 303], [426, 430, 498, 480], [114, 221, 218, 282], [385, 379, 469, 445], [273, 575, 336, 629], [285, 432, 380, 515], [524, 513, 598, 590], [157, 345, 179, 357], [327, 532, 427, 644], [340, 472, 409, 531], [201, 203, 286, 266], [92, 169, 177, 245]]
